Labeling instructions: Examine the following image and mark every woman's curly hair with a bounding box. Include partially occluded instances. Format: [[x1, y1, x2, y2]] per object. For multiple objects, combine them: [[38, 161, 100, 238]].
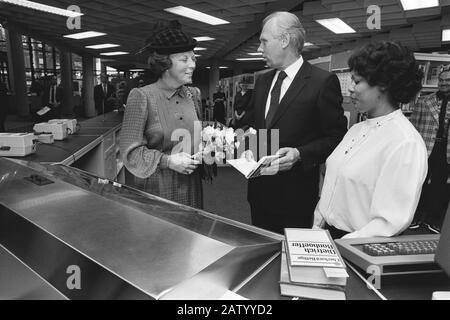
[[147, 52, 172, 78], [348, 41, 423, 106]]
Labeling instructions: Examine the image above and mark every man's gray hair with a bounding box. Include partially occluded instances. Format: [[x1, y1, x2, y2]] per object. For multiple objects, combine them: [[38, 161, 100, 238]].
[[263, 11, 306, 54]]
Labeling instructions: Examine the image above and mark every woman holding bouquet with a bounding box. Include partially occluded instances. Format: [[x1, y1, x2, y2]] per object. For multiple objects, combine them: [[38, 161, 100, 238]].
[[120, 21, 203, 208]]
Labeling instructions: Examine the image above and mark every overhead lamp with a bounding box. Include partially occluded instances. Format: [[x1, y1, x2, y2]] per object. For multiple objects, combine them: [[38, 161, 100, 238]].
[[129, 69, 144, 72], [85, 44, 120, 49], [194, 36, 215, 41], [316, 18, 356, 34], [164, 6, 230, 25], [219, 66, 228, 69], [443, 29, 450, 42], [194, 47, 207, 51], [399, 0, 439, 11], [195, 54, 201, 57], [236, 57, 265, 61], [248, 52, 262, 56], [64, 31, 106, 39], [0, 0, 83, 17], [100, 51, 129, 56], [304, 42, 314, 47]]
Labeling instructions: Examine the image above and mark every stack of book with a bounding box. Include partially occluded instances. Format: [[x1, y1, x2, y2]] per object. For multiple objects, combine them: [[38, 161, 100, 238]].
[[280, 228, 349, 300]]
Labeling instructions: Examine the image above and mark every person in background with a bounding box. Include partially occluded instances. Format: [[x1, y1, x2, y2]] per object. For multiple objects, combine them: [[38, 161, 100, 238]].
[[37, 75, 62, 121], [94, 73, 116, 115], [116, 81, 129, 109], [0, 79, 8, 131], [242, 11, 347, 234], [213, 85, 226, 125], [120, 20, 203, 209], [230, 81, 252, 130], [314, 41, 427, 239], [409, 68, 450, 233]]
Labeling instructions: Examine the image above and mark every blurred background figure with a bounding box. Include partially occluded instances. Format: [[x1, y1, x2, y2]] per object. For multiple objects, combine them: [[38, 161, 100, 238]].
[[230, 81, 252, 129], [213, 85, 226, 125], [33, 75, 62, 121], [116, 81, 129, 110], [94, 73, 116, 115], [410, 68, 450, 233], [138, 79, 145, 88]]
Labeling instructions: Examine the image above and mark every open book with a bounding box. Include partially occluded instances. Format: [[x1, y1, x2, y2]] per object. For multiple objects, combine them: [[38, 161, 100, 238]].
[[227, 154, 280, 179]]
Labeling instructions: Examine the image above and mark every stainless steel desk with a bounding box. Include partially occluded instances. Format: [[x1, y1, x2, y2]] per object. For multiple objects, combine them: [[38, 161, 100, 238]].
[[0, 158, 282, 299]]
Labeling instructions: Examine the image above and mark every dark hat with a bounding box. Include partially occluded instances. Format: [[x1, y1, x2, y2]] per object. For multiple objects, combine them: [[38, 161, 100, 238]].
[[138, 20, 197, 55]]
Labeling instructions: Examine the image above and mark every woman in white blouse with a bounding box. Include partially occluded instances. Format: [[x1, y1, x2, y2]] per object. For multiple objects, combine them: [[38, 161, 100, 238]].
[[314, 41, 428, 239]]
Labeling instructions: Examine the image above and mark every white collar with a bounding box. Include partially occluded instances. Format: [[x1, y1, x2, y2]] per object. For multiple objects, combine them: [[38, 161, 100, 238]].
[[364, 109, 402, 127], [281, 55, 304, 80]]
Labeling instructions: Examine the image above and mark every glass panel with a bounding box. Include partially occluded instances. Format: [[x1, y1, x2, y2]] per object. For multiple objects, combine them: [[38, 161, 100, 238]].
[[72, 53, 82, 70], [23, 49, 31, 68]]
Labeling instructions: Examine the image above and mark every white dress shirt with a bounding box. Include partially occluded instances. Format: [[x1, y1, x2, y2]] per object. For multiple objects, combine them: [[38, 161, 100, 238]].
[[264, 56, 304, 118], [313, 109, 428, 238]]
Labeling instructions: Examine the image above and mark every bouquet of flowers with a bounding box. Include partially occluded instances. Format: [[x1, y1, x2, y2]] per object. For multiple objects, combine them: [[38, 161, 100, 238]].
[[194, 122, 256, 182]]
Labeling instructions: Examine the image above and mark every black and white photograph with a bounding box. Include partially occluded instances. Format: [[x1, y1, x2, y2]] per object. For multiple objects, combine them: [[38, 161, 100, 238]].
[[0, 0, 449, 306]]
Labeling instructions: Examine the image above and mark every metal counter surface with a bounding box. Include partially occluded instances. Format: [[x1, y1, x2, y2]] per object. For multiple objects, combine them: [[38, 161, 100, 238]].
[[6, 112, 122, 165], [0, 158, 282, 300], [23, 135, 103, 165]]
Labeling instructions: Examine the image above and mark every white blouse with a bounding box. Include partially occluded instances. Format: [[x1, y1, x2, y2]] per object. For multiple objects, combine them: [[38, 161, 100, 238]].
[[314, 110, 428, 238]]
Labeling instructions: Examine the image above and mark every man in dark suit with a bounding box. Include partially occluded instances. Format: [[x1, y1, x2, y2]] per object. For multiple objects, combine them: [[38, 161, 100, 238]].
[[243, 12, 347, 234], [35, 75, 63, 121], [94, 74, 116, 115]]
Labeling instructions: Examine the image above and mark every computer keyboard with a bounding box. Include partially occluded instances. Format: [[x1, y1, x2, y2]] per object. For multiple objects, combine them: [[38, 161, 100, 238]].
[[335, 234, 441, 275], [362, 240, 439, 256]]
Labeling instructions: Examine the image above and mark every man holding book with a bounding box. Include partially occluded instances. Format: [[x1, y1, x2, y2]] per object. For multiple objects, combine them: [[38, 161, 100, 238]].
[[242, 12, 347, 234]]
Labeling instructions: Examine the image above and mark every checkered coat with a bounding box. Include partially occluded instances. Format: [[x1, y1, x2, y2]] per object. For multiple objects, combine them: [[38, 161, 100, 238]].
[[410, 92, 450, 164]]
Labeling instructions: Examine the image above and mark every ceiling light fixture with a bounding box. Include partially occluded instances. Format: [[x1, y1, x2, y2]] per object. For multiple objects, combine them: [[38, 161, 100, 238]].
[[304, 42, 314, 46], [64, 31, 106, 39], [0, 0, 83, 17], [442, 29, 450, 42], [399, 0, 439, 11], [219, 66, 228, 69], [129, 69, 144, 72], [316, 18, 356, 34], [164, 6, 230, 25], [194, 36, 216, 41], [248, 52, 262, 56], [236, 57, 265, 61], [100, 51, 129, 56], [194, 47, 207, 51], [85, 44, 120, 49]]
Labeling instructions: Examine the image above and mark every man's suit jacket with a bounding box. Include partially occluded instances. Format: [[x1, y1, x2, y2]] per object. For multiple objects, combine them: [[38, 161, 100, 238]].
[[410, 92, 450, 163], [41, 84, 63, 108], [94, 83, 116, 114], [243, 61, 347, 232]]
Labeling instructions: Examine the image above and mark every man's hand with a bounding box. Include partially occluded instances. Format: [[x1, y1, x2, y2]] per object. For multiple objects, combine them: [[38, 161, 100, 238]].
[[260, 147, 301, 175]]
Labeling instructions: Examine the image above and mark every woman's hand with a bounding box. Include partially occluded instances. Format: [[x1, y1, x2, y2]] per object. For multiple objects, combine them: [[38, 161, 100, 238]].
[[168, 152, 200, 175]]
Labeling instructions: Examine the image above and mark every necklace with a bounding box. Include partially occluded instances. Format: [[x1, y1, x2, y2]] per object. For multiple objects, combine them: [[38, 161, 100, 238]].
[[343, 110, 399, 155]]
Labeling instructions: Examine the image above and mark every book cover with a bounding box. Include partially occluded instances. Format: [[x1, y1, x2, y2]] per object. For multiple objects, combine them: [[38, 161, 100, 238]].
[[227, 154, 280, 179], [284, 228, 345, 268], [282, 230, 348, 286], [280, 250, 346, 300]]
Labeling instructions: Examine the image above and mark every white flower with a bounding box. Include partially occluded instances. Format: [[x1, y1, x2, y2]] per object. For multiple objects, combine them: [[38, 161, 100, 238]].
[[249, 127, 257, 135], [202, 126, 215, 141], [225, 127, 235, 145]]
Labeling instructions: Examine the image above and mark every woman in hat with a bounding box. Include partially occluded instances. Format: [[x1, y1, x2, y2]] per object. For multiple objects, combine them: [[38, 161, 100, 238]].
[[120, 21, 203, 208]]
